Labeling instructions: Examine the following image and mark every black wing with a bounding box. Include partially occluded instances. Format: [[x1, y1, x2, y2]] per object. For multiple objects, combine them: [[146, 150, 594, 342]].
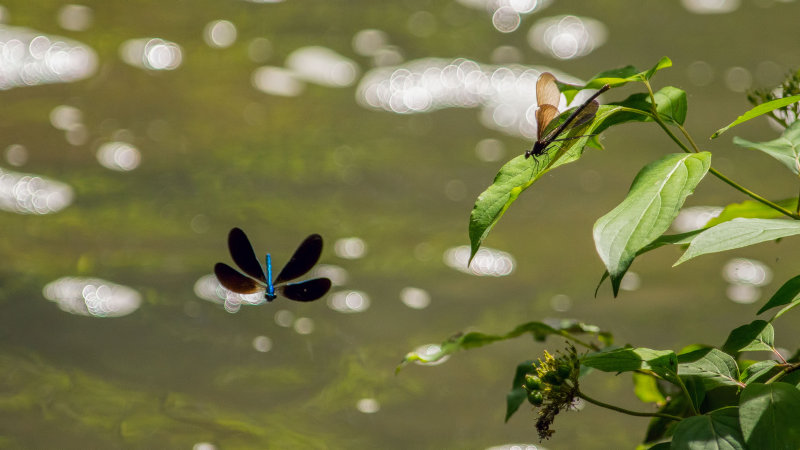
[[228, 227, 266, 283], [279, 278, 331, 302], [214, 263, 264, 294], [274, 234, 323, 284]]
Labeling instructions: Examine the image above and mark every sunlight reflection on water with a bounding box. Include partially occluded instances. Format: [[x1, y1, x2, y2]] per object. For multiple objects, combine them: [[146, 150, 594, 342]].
[[120, 38, 182, 71], [528, 15, 607, 60], [204, 20, 237, 49], [0, 25, 97, 89], [327, 290, 370, 313], [97, 142, 141, 171], [444, 245, 515, 277], [43, 277, 142, 317], [193, 273, 265, 313], [400, 287, 431, 309], [456, 0, 553, 32], [0, 167, 73, 214], [723, 258, 772, 304], [357, 58, 600, 140], [682, 0, 740, 14]]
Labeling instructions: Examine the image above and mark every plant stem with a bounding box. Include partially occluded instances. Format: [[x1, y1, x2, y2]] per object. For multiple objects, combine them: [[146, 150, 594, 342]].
[[577, 391, 682, 421], [796, 180, 800, 215], [673, 375, 701, 416], [765, 362, 800, 384], [708, 168, 800, 218]]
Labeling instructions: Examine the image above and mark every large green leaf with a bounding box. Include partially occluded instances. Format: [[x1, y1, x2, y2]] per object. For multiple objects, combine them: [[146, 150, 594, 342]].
[[704, 198, 797, 228], [593, 152, 711, 295], [732, 120, 800, 175], [757, 274, 800, 317], [671, 407, 745, 450], [581, 347, 677, 380], [468, 103, 629, 261], [711, 94, 800, 138], [561, 57, 672, 103], [739, 382, 800, 449], [505, 360, 535, 422], [397, 320, 609, 372], [678, 348, 742, 390], [675, 218, 800, 265], [721, 320, 775, 354]]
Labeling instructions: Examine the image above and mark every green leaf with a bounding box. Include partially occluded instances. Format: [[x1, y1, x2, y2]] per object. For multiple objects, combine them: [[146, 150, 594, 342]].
[[721, 320, 775, 354], [675, 218, 800, 265], [561, 57, 672, 103], [581, 347, 677, 380], [739, 382, 800, 449], [732, 120, 800, 174], [468, 104, 630, 261], [653, 86, 688, 125], [505, 360, 535, 422], [711, 94, 800, 138], [740, 360, 779, 384], [757, 274, 800, 315], [593, 152, 711, 295], [671, 407, 745, 450], [601, 87, 687, 128], [704, 198, 797, 228], [633, 372, 667, 404], [397, 320, 608, 372], [678, 348, 742, 390]]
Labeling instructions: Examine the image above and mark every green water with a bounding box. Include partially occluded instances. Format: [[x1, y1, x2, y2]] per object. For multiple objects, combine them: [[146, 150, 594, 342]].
[[1, 1, 799, 448]]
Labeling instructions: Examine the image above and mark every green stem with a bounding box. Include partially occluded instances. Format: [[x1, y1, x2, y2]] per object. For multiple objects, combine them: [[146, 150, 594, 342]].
[[673, 375, 701, 416], [577, 391, 682, 421], [765, 362, 800, 384], [709, 168, 800, 218], [796, 181, 800, 216]]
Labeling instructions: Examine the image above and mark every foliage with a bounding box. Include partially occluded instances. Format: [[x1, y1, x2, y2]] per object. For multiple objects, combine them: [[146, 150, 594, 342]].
[[402, 59, 800, 448]]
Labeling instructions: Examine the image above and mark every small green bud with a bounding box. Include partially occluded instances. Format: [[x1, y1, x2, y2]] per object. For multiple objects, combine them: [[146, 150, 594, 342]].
[[527, 390, 544, 406], [524, 374, 542, 391]]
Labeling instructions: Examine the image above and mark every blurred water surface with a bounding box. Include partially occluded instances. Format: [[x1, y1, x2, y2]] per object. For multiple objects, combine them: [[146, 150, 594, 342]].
[[1, 1, 799, 448]]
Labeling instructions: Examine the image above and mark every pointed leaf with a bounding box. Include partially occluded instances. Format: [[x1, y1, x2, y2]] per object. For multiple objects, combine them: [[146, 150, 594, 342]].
[[732, 121, 800, 174], [721, 320, 775, 354], [711, 94, 800, 138], [506, 360, 535, 422], [561, 57, 672, 103], [671, 407, 745, 450], [397, 320, 609, 372], [678, 348, 742, 390], [704, 198, 797, 228], [675, 218, 800, 265], [739, 382, 800, 449], [757, 274, 800, 316], [593, 152, 711, 295], [581, 347, 678, 380]]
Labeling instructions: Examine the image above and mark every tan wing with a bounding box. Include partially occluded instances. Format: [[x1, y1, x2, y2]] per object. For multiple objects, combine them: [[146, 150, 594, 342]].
[[570, 100, 599, 128], [536, 104, 560, 140], [536, 72, 561, 108]]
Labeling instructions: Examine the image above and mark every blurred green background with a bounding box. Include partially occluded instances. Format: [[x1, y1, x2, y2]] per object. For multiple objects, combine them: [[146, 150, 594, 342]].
[[1, 0, 799, 448]]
